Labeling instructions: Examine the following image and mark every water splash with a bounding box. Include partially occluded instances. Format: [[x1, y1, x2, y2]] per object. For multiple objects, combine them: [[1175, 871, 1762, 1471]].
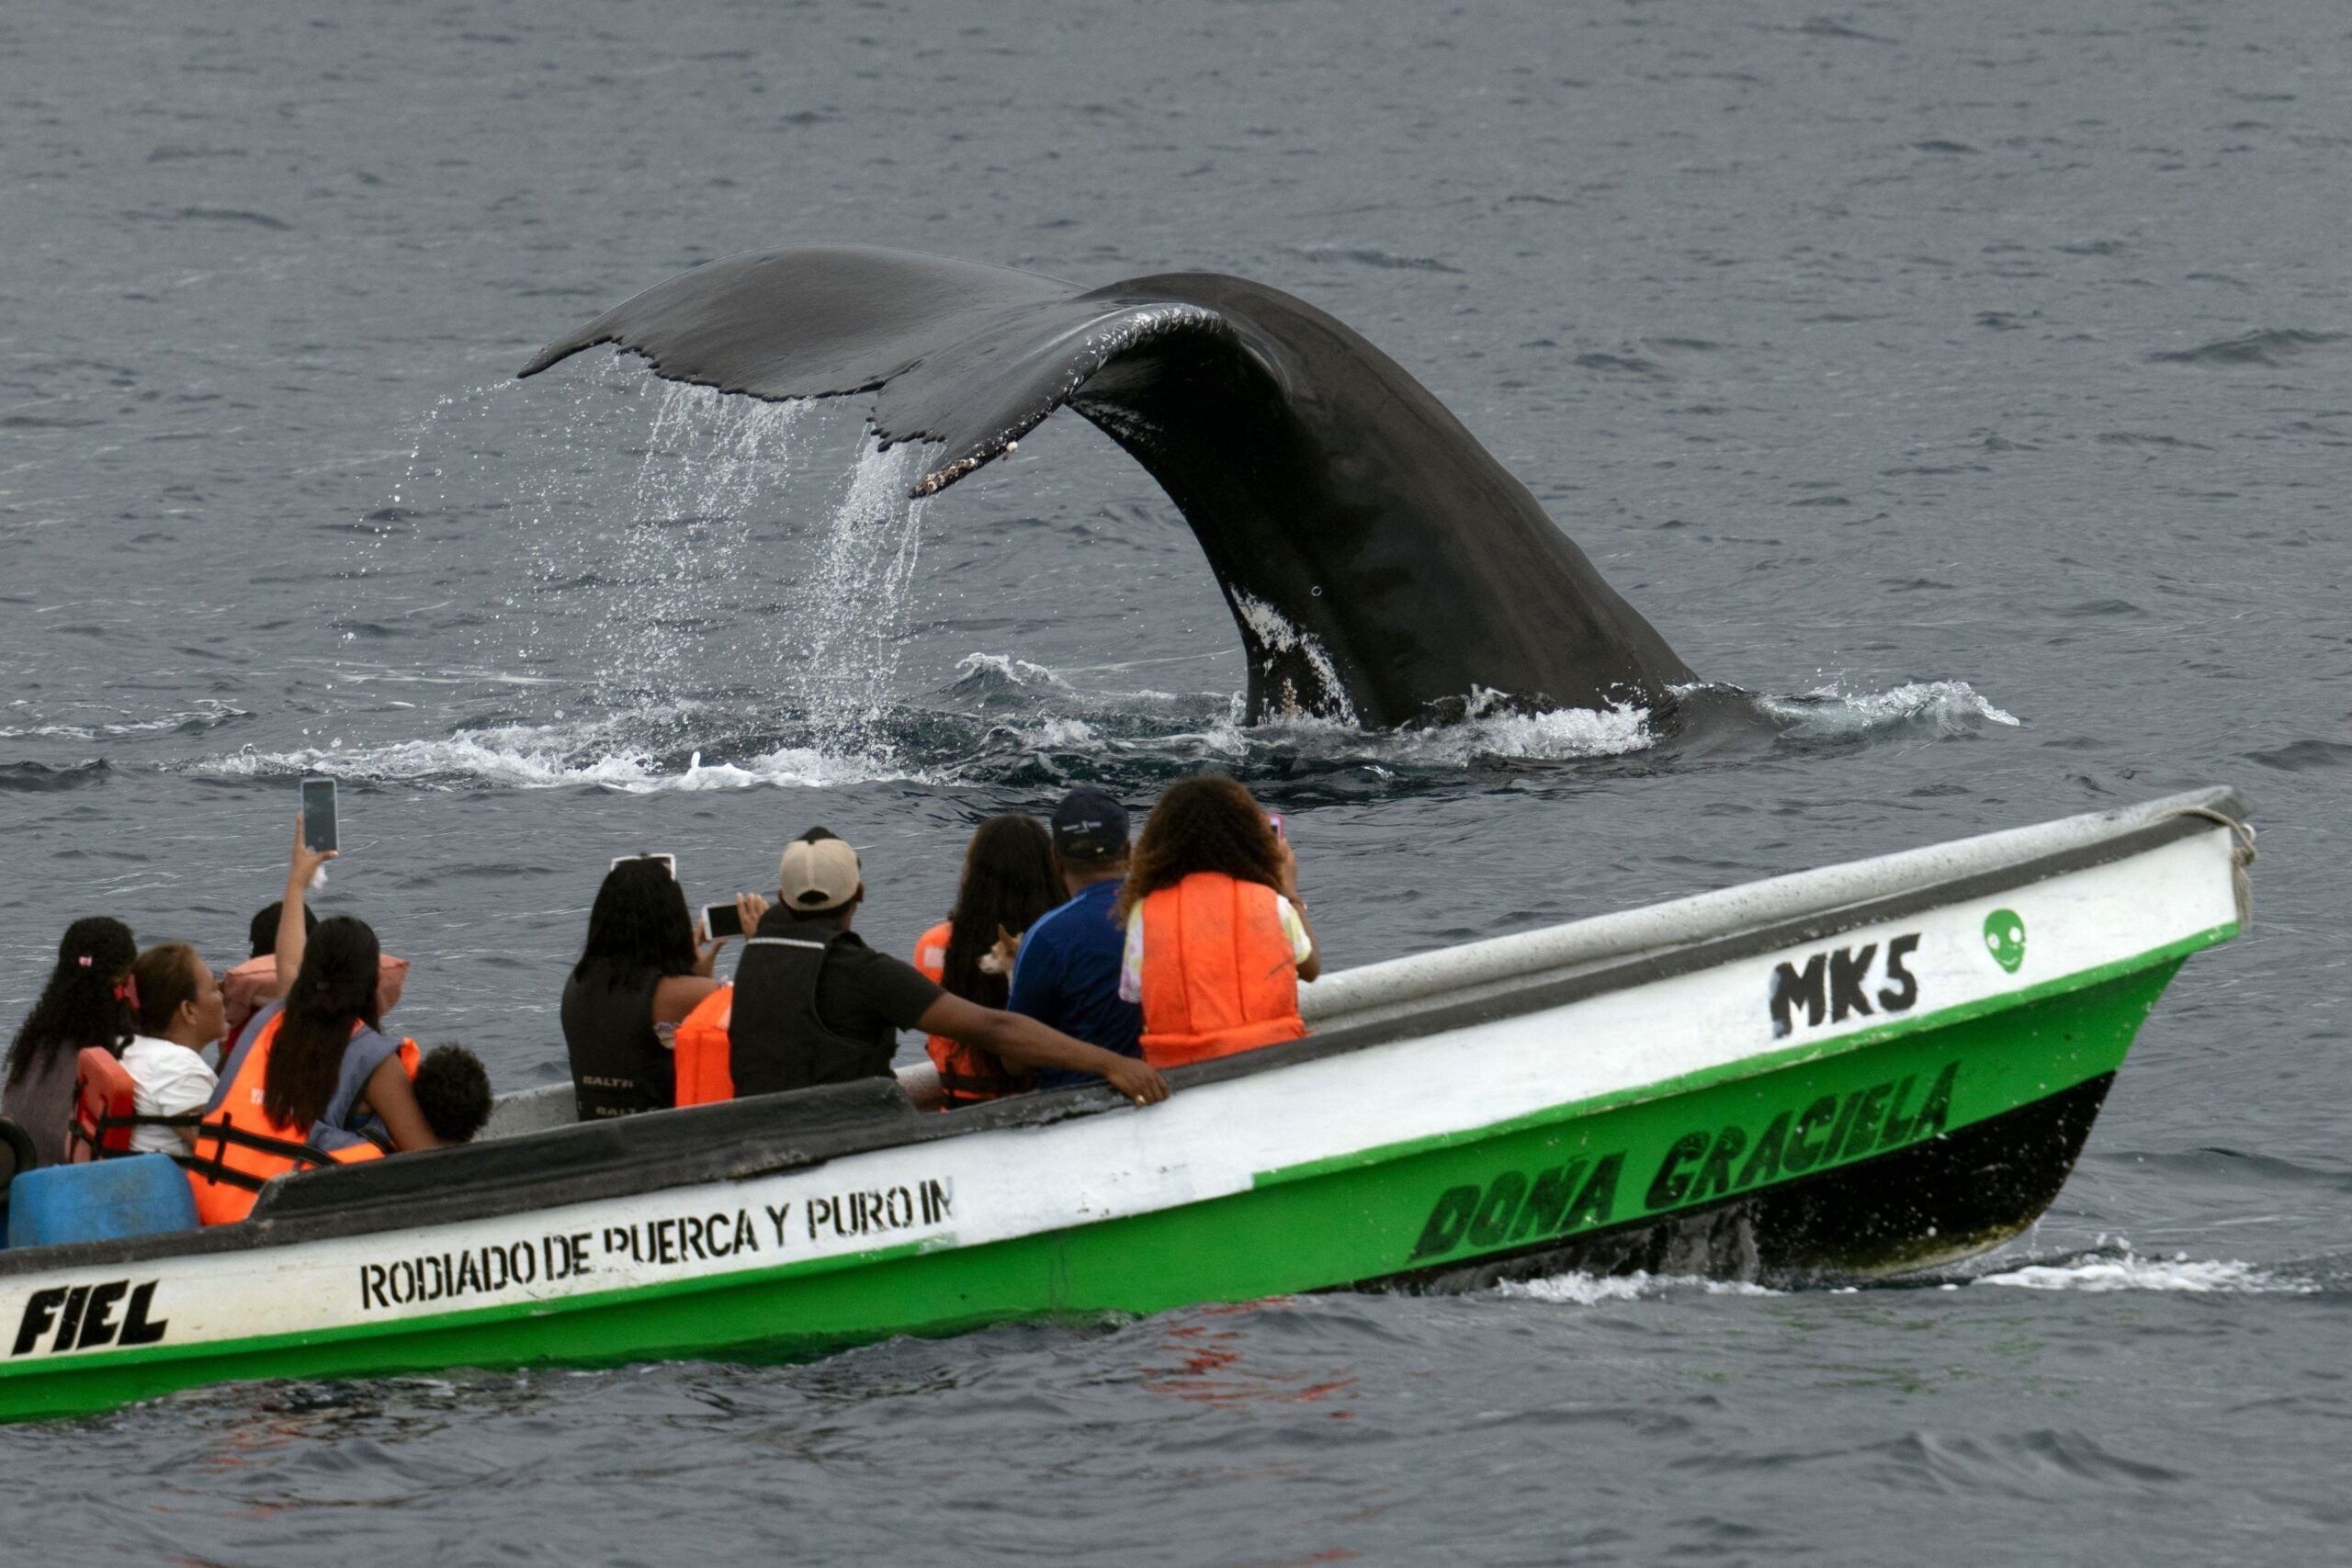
[[1976, 1249, 2316, 1295], [593, 385, 810, 697], [1756, 679, 2019, 743], [793, 438, 931, 758], [1497, 1270, 1778, 1303]]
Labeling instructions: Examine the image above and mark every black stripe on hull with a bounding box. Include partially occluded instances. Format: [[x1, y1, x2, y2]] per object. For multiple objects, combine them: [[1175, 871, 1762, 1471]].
[[1374, 1072, 2117, 1293]]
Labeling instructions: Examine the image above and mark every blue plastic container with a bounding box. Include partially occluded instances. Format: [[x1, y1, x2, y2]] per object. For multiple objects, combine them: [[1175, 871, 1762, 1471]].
[[6, 1155, 199, 1250]]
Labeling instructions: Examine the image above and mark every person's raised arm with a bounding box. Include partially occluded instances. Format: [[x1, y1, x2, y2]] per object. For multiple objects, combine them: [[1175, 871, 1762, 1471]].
[[271, 812, 338, 998], [358, 1054, 442, 1153], [913, 993, 1170, 1107], [1276, 840, 1321, 984]]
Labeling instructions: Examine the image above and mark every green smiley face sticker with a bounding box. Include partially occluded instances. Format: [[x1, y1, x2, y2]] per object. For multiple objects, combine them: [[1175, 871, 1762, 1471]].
[[1984, 908, 2026, 973]]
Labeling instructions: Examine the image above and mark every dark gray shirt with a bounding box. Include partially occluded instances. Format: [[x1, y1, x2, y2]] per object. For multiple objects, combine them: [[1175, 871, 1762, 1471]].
[[2, 1047, 80, 1169]]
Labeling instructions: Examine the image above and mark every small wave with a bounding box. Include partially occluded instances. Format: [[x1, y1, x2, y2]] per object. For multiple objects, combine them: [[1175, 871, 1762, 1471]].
[[1756, 679, 2019, 743], [0, 760, 110, 793], [948, 652, 1080, 706], [1498, 1270, 1777, 1304], [2148, 328, 2346, 367], [0, 705, 251, 741], [1976, 1250, 2316, 1295], [2245, 738, 2352, 773], [196, 726, 932, 794]]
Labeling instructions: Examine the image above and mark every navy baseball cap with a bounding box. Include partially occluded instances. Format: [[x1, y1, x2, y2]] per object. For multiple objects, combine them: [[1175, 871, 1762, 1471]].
[[1051, 788, 1129, 861]]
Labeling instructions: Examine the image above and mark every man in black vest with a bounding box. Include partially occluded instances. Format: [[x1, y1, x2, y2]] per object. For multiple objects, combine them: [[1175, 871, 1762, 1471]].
[[729, 829, 1170, 1107]]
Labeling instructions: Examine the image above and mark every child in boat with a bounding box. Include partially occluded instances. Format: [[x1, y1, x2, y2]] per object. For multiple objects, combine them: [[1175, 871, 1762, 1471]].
[[412, 1045, 492, 1145], [911, 814, 1060, 1109], [122, 943, 225, 1154], [3, 918, 138, 1169], [1116, 776, 1320, 1067]]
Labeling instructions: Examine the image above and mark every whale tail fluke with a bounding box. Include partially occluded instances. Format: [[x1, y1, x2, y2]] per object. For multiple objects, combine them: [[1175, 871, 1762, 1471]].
[[521, 245, 1696, 728]]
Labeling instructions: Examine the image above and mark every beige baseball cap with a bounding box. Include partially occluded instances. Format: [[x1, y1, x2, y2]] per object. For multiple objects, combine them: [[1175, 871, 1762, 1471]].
[[778, 835, 862, 913]]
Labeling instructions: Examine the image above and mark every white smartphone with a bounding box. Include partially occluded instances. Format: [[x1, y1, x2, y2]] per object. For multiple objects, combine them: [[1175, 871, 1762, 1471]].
[[703, 901, 746, 940]]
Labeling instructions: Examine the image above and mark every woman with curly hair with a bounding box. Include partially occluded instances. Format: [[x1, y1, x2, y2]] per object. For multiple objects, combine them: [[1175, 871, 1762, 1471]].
[[1115, 775, 1320, 1067], [912, 813, 1061, 1107], [4, 916, 139, 1168]]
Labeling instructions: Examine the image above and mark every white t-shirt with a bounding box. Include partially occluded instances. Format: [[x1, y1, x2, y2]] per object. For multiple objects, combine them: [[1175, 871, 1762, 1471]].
[[120, 1035, 220, 1156], [1119, 892, 1313, 1004]]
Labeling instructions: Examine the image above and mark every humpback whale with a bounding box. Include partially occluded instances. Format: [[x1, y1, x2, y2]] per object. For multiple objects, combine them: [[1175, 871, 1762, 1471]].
[[519, 246, 1694, 728]]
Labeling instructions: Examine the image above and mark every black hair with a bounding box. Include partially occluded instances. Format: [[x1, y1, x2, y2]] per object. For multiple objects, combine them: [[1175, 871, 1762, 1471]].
[[943, 815, 1060, 1009], [249, 900, 320, 960], [6, 917, 137, 1089], [263, 915, 381, 1131], [573, 857, 699, 983], [413, 1044, 492, 1145]]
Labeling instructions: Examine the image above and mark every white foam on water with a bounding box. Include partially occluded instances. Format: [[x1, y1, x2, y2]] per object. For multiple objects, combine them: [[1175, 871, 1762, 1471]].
[[952, 651, 1080, 694], [1498, 1270, 1779, 1304], [1976, 1252, 2315, 1295], [1391, 699, 1654, 762], [194, 717, 936, 794], [1758, 678, 2020, 740]]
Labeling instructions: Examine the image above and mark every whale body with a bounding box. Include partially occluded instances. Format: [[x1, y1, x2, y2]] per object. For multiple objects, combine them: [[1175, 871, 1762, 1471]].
[[519, 246, 1694, 728]]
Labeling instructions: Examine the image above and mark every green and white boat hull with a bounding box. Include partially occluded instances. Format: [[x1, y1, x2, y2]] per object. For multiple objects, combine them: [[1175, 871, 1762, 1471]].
[[0, 789, 2250, 1423]]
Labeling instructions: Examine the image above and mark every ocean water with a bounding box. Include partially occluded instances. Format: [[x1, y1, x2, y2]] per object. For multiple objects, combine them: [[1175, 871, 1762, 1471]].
[[3, 0, 2349, 1560]]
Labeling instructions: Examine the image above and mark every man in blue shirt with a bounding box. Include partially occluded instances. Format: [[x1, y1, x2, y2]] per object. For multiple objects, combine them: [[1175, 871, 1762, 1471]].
[[1007, 788, 1145, 1089]]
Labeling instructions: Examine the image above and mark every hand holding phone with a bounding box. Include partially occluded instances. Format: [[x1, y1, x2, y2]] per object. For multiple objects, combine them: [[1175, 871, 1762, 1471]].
[[702, 901, 745, 941]]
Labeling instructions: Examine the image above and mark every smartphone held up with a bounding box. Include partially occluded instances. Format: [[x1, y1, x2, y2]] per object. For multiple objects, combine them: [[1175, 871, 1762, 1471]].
[[300, 777, 339, 853]]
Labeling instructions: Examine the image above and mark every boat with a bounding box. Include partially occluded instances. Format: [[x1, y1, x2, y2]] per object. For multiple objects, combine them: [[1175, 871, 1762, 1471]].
[[0, 787, 2252, 1423]]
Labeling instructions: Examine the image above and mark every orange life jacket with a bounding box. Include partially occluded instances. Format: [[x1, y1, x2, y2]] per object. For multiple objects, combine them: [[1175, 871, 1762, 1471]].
[[182, 1014, 393, 1226], [673, 985, 734, 1108], [914, 919, 1030, 1109], [1136, 873, 1307, 1067]]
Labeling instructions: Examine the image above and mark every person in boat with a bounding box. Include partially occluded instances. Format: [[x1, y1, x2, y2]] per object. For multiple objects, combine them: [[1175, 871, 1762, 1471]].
[[561, 854, 733, 1120], [121, 943, 226, 1155], [911, 814, 1061, 1109], [1006, 788, 1148, 1093], [3, 917, 138, 1169], [221, 897, 410, 1052], [186, 822, 442, 1225], [412, 1044, 493, 1145], [1117, 776, 1320, 1066], [676, 829, 1170, 1108]]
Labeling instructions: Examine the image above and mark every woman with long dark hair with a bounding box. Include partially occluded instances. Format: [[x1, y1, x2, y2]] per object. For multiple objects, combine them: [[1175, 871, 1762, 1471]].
[[912, 814, 1062, 1107], [187, 819, 441, 1225], [561, 855, 729, 1119], [1115, 775, 1320, 1066], [4, 916, 138, 1168]]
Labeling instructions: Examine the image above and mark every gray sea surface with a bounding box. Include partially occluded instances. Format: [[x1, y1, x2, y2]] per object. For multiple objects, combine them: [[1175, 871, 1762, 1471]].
[[2, 0, 2348, 1562]]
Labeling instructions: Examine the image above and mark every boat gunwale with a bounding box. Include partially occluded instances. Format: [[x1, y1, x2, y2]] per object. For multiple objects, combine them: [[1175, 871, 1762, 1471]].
[[0, 794, 2244, 1282]]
